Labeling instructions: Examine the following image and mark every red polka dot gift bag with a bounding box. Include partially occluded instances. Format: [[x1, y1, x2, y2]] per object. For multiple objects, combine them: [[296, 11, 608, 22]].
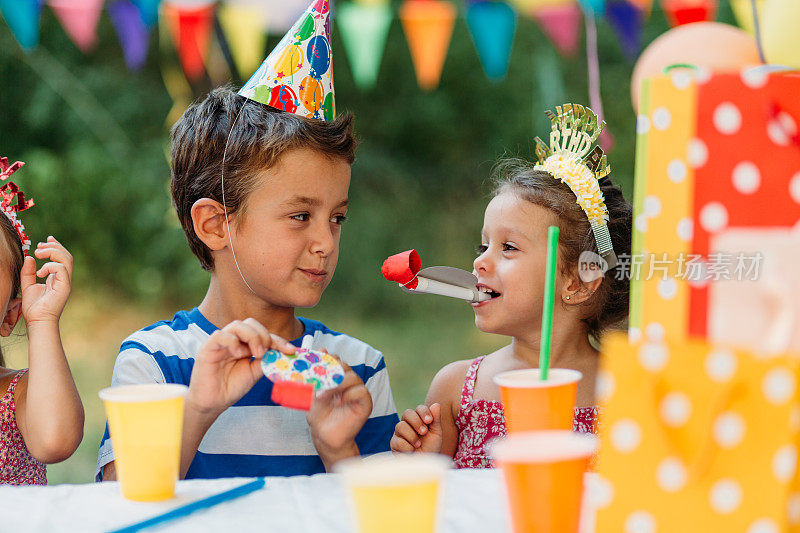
[[628, 68, 800, 344], [594, 333, 800, 532]]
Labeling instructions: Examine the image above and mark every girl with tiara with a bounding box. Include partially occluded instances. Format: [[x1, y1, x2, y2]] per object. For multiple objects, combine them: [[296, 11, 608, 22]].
[[0, 157, 83, 485], [390, 105, 632, 468]]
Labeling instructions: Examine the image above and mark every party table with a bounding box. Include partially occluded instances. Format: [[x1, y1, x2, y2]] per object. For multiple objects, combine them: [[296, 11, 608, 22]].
[[0, 469, 599, 532]]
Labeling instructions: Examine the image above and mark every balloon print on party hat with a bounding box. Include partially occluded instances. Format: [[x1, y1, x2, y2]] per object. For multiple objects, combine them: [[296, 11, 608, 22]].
[[238, 0, 335, 120]]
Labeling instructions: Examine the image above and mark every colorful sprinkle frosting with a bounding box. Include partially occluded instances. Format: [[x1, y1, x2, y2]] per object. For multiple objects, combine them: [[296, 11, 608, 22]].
[[261, 347, 345, 391]]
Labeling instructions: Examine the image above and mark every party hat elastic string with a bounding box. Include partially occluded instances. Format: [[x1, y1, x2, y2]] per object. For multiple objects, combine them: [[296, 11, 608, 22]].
[[221, 102, 257, 297], [220, 0, 336, 296]]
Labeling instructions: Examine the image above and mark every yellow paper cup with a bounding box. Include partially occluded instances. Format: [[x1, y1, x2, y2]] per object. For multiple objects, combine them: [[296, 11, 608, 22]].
[[491, 431, 598, 533], [494, 368, 582, 433], [336, 454, 451, 533], [99, 383, 188, 501]]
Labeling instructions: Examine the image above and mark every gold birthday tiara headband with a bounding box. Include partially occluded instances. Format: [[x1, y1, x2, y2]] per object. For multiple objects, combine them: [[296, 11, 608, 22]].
[[533, 103, 617, 268]]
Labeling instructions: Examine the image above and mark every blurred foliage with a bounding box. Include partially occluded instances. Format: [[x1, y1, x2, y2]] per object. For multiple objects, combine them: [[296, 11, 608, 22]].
[[0, 4, 736, 315]]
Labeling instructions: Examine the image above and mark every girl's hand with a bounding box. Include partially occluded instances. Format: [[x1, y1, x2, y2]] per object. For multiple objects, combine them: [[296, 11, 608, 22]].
[[21, 237, 73, 325], [390, 403, 443, 454], [187, 319, 295, 416]]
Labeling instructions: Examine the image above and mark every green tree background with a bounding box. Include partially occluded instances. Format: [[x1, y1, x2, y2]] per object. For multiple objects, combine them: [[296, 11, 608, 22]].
[[0, 3, 738, 483]]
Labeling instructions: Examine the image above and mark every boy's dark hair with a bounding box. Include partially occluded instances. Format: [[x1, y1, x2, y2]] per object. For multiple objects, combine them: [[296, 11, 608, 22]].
[[170, 86, 357, 271], [492, 159, 632, 338], [0, 214, 24, 367]]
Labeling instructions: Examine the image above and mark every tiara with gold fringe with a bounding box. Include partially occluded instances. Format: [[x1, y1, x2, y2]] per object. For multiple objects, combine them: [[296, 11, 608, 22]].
[[533, 104, 617, 269]]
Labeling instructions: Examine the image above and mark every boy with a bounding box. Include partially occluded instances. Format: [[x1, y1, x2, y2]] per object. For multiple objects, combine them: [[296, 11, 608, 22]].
[[97, 0, 397, 481]]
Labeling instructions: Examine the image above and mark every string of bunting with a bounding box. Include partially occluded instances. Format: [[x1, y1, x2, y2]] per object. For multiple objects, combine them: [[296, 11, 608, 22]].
[[1, 0, 788, 89], [0, 0, 797, 146]]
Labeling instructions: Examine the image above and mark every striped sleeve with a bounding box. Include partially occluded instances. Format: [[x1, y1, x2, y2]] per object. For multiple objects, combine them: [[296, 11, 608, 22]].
[[355, 354, 399, 455], [95, 342, 166, 482]]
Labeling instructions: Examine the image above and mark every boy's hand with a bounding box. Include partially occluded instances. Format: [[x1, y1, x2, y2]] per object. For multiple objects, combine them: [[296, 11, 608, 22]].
[[390, 403, 443, 454], [187, 318, 295, 417], [21, 237, 72, 325], [307, 356, 372, 470]]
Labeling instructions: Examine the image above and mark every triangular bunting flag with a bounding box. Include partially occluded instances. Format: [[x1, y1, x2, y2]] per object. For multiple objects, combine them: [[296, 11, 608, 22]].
[[605, 0, 642, 59], [162, 1, 216, 82], [660, 0, 717, 27], [0, 0, 41, 50], [48, 0, 105, 52], [507, 0, 573, 12], [578, 0, 605, 15], [466, 1, 517, 81], [239, 0, 336, 120], [532, 3, 583, 57], [217, 2, 267, 79], [399, 0, 457, 91], [337, 2, 393, 90], [133, 0, 160, 27], [109, 0, 150, 71], [627, 0, 652, 17], [222, 0, 271, 32], [158, 8, 193, 126], [259, 0, 310, 34]]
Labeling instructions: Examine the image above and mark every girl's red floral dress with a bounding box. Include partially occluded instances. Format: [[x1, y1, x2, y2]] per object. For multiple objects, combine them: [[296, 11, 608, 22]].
[[453, 356, 599, 469], [0, 370, 46, 485]]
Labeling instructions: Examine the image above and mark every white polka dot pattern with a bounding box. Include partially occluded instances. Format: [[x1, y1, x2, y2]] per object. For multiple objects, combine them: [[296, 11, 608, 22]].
[[710, 479, 743, 514], [713, 412, 745, 448], [699, 202, 728, 233], [790, 172, 800, 205], [705, 349, 737, 382], [653, 107, 671, 131], [763, 368, 795, 405], [625, 511, 656, 533], [611, 419, 642, 453], [659, 392, 691, 427], [772, 445, 797, 483], [746, 519, 779, 533], [713, 103, 742, 135], [600, 68, 800, 531], [732, 161, 761, 194], [638, 343, 668, 371], [656, 457, 687, 492]]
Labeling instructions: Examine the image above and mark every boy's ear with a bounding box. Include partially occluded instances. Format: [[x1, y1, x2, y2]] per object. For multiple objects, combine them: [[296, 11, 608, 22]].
[[191, 198, 229, 252], [1, 298, 21, 337]]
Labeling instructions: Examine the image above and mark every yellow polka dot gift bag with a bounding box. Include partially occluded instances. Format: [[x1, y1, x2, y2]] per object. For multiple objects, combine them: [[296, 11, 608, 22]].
[[628, 68, 800, 343], [595, 332, 800, 532]]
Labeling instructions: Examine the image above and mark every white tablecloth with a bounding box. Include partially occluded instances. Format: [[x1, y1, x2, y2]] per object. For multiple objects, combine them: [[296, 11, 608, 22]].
[[0, 470, 598, 532]]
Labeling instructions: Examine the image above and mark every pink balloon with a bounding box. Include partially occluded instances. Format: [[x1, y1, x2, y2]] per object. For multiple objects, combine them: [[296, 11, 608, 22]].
[[631, 22, 761, 111]]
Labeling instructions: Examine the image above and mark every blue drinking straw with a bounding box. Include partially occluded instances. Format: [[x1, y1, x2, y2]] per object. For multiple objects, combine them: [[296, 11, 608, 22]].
[[108, 477, 266, 533]]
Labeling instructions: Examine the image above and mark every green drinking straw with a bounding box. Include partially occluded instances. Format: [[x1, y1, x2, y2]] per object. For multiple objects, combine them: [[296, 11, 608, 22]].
[[540, 226, 560, 381]]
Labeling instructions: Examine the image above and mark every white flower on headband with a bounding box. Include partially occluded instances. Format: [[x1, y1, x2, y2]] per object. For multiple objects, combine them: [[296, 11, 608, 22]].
[[535, 154, 609, 226]]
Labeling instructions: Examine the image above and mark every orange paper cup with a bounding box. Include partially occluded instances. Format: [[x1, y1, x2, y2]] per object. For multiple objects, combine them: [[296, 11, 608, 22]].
[[493, 368, 582, 433], [491, 431, 598, 533]]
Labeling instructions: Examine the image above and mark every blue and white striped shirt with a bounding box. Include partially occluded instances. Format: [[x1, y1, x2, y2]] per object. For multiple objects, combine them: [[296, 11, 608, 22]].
[[96, 308, 398, 481]]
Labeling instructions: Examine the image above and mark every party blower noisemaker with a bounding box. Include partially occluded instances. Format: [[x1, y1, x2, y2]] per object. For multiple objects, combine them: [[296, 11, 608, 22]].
[[381, 250, 493, 303]]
